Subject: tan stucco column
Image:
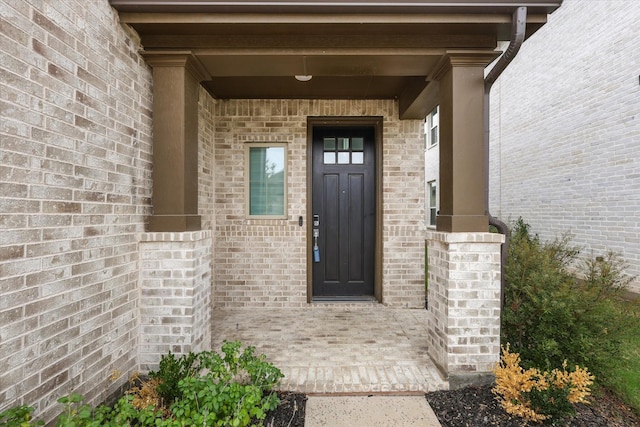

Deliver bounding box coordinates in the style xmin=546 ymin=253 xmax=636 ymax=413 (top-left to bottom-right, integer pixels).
xmin=144 ymin=53 xmax=210 ymax=232
xmin=433 ymin=52 xmax=499 ymax=232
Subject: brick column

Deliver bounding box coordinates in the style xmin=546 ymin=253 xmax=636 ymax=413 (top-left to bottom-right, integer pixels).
xmin=425 ymin=231 xmax=504 ymax=389
xmin=139 ymin=231 xmax=212 ymax=371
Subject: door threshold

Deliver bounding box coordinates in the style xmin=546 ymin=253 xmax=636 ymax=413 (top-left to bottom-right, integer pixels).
xmin=311 ymin=296 xmax=378 ymax=303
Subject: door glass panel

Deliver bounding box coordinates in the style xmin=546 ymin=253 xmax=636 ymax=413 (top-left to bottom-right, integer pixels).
xmin=324 ymin=152 xmax=336 ymax=164
xmin=324 ymin=138 xmax=336 ymax=151
xmin=322 ymin=135 xmax=366 ymax=165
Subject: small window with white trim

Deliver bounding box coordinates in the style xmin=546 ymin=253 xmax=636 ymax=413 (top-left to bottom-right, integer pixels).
xmin=428 ymin=180 xmax=437 ymax=227
xmin=245 ymin=143 xmax=287 ymax=218
xmin=425 ymin=106 xmax=439 ymax=148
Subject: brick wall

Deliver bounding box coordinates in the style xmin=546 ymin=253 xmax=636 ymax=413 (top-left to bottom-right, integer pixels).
xmin=426 ymin=231 xmax=503 ymax=386
xmin=213 ymin=99 xmax=426 ymax=308
xmin=139 ymin=231 xmax=212 ymax=372
xmin=489 ymin=0 xmax=640 ymax=292
xmin=0 ymin=0 xmax=152 ymax=420
xmin=198 ymin=87 xmax=216 ymax=232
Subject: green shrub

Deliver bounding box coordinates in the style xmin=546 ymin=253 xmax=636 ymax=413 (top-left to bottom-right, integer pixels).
xmin=149 ymin=350 xmax=198 ymax=404
xmin=493 ymin=345 xmax=593 ymax=425
xmin=0 ymin=404 xmax=43 ymax=427
xmin=525 ymin=385 xmax=574 ymax=426
xmin=502 ymin=218 xmax=639 ymax=385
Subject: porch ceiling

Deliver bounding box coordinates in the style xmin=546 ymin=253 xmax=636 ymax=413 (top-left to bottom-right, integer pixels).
xmin=110 ymin=0 xmax=562 ymax=119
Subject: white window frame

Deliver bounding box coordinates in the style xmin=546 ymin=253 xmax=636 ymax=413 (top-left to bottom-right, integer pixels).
xmin=428 ymin=180 xmax=437 ymax=227
xmin=244 ymin=142 xmax=288 ymax=219
xmin=425 ymin=106 xmax=439 ymax=149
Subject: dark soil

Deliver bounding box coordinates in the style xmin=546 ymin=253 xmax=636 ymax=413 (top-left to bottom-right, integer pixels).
xmin=264 ymin=391 xmax=307 ymax=427
xmin=425 ymin=385 xmax=640 ymax=427
xmin=265 ymin=386 xmax=640 ymax=426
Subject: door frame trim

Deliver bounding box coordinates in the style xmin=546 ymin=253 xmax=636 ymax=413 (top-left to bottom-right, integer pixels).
xmin=306 ymin=116 xmax=383 ymax=303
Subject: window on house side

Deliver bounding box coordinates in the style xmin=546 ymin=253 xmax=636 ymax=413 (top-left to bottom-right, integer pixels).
xmin=425 ymin=106 xmax=439 ymax=148
xmin=245 ymin=143 xmax=287 ymax=218
xmin=428 ymin=180 xmax=437 ymax=227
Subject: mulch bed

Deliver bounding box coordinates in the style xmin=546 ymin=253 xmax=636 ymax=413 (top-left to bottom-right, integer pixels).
xmin=265 ymin=386 xmax=640 ymax=426
xmin=425 ymin=385 xmax=640 ymax=427
xmin=264 ymin=391 xmax=307 ymax=427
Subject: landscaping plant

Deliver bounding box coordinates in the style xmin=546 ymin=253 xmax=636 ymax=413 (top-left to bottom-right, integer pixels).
xmin=1 ymin=341 xmax=283 ymax=427
xmin=0 ymin=405 xmax=43 ymax=427
xmin=493 ymin=345 xmax=593 ymax=425
xmin=168 ymin=341 xmax=283 ymax=426
xmin=502 ymin=218 xmax=638 ymax=383
xmin=498 ymin=218 xmax=640 ymax=423
xmin=149 ymin=351 xmax=199 ymax=404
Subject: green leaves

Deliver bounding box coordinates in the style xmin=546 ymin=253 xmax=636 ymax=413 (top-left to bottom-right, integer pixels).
xmin=502 ymin=217 xmax=639 ymax=384
xmin=5 ymin=341 xmax=283 ymax=427
xmin=149 ymin=351 xmax=199 ymax=404
xmin=524 ymin=384 xmax=575 ymax=425
xmin=167 ymin=342 xmax=284 ymax=427
xmin=0 ymin=405 xmax=43 ymax=427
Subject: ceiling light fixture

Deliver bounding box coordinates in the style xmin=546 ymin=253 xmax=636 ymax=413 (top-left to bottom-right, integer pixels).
xmin=295 ymin=56 xmax=312 ymax=82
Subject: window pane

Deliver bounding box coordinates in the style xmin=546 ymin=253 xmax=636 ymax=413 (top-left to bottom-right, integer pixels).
xmin=337 ymin=152 xmax=350 ymax=164
xmin=428 ymin=181 xmax=437 ymax=225
xmin=429 ymin=107 xmax=439 ymax=146
xmin=337 ymin=137 xmax=349 ymax=151
xmin=430 ymin=127 xmax=438 ymax=146
xmin=352 ymin=137 xmax=364 ymax=151
xmin=249 ymin=146 xmax=285 ymax=216
xmin=324 ymin=152 xmax=336 ymax=164
xmin=324 ymin=138 xmax=336 ymax=151
xmin=429 ymin=182 xmax=437 ymax=206
xmin=352 ymin=152 xmax=364 ymax=164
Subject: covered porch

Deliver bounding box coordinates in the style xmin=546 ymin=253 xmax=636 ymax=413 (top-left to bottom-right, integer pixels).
xmin=109 ymin=0 xmax=562 ymax=387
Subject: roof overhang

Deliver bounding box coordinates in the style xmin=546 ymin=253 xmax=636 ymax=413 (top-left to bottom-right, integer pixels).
xmin=110 ymin=0 xmax=562 ymax=14
xmin=109 ymin=0 xmax=562 ymax=118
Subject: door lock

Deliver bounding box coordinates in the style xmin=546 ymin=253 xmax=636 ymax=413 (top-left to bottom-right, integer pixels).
xmin=312 ymin=228 xmax=320 ymax=262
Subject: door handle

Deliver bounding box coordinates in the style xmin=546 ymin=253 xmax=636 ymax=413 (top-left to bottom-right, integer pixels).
xmin=313 ymin=228 xmax=320 ymax=262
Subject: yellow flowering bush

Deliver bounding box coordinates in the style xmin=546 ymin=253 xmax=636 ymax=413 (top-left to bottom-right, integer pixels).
xmin=493 ymin=344 xmax=594 ymax=424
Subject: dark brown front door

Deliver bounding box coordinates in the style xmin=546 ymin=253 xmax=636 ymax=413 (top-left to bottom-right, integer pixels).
xmin=312 ymin=126 xmax=376 ymax=298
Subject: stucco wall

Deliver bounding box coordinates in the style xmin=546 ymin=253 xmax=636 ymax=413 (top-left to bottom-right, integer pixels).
xmin=489 ymin=0 xmax=640 ymax=292
xmin=0 ymin=0 xmax=152 ymax=419
xmin=212 ymin=99 xmax=426 ymax=308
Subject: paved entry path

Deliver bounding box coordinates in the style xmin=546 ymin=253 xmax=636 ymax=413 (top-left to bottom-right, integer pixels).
xmin=210 ymin=305 xmax=448 ymax=394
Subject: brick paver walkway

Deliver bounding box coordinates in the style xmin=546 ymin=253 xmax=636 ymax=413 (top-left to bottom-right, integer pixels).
xmin=211 ymin=305 xmax=448 ymax=394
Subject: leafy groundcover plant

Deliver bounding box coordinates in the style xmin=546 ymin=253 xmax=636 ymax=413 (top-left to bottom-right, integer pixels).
xmin=0 ymin=341 xmax=284 ymax=427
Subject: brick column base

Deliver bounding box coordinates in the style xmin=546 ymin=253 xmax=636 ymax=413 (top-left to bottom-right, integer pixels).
xmin=139 ymin=231 xmax=212 ymax=371
xmin=425 ymin=231 xmax=504 ymax=389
